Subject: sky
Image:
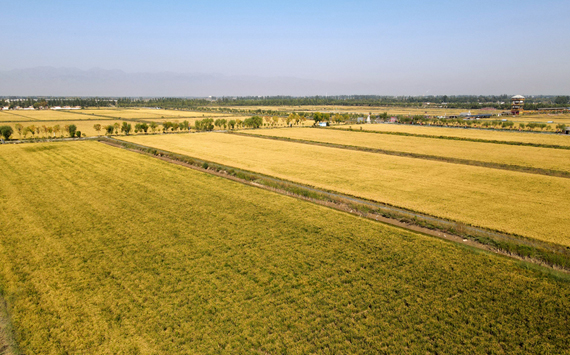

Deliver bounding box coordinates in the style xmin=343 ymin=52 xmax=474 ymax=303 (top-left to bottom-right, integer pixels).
xmin=1 ymin=0 xmax=569 ymax=95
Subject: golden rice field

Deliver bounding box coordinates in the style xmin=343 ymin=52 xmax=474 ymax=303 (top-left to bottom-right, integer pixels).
xmin=0 ymin=111 xmax=41 ymax=122
xmin=210 ymin=105 xmax=492 ymax=116
xmin=1 ymin=141 xmax=570 ymax=353
xmin=249 ymin=128 xmax=570 ymax=173
xmin=336 ymin=123 xmax=570 ymax=146
xmin=483 ymin=113 xmax=570 ymax=124
xmin=80 ymin=108 xmax=229 ymax=120
xmin=0 ymin=110 xmax=94 ymax=121
xmin=122 ymin=133 xmax=570 ymax=246
xmin=146 ymin=115 xmax=242 ymax=123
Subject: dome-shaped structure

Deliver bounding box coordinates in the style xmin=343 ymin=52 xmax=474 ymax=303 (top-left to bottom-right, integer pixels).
xmin=512 ymin=95 xmax=525 ymax=99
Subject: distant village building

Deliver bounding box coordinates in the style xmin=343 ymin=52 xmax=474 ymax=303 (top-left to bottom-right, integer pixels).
xmin=511 ymin=95 xmax=525 ymax=115
xmin=564 ymin=127 xmax=570 ymax=135
xmin=366 ymin=114 xmax=371 ymax=124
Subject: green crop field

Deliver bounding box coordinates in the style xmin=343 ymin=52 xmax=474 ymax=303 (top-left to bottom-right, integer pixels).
xmin=1 ymin=141 xmax=570 ymax=354
xmin=249 ymin=127 xmax=570 ymax=173
xmin=335 ymin=123 xmax=570 ymax=146
xmin=122 ymin=133 xmax=570 ymax=246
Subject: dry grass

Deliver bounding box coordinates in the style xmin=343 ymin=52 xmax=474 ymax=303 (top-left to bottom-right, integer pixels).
xmin=250 ymin=128 xmax=570 ymax=173
xmin=122 ymin=133 xmax=570 ymax=246
xmin=1 ymin=141 xmax=570 ymax=353
xmin=336 ymin=123 xmax=570 ymax=146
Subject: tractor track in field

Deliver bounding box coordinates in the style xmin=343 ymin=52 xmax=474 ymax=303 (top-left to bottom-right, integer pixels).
xmin=100 ymin=137 xmax=570 ymax=275
xmin=0 ymin=296 xmax=17 ymax=355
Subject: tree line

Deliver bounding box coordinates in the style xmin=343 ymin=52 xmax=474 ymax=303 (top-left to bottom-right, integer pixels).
xmin=115 ymin=95 xmax=570 ymax=110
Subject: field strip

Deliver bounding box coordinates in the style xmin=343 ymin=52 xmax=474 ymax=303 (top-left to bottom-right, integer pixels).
xmin=106 ymin=137 xmax=570 ymax=270
xmin=57 ymin=110 xmax=122 ymax=120
xmin=119 ymin=133 xmax=570 ymax=247
xmin=329 ymin=126 xmax=570 ymax=149
xmin=0 ymin=111 xmax=39 ymax=121
xmin=234 ymin=131 xmax=570 ymax=178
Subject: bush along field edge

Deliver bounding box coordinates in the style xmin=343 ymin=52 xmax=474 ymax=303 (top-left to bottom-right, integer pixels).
xmin=101 ymin=136 xmax=570 ymax=274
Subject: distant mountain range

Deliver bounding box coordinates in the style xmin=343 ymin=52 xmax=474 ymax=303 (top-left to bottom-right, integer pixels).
xmin=0 ymin=67 xmax=349 ymax=97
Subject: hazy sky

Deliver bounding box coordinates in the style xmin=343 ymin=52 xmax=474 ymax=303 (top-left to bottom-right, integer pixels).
xmin=1 ymin=0 xmax=569 ymax=95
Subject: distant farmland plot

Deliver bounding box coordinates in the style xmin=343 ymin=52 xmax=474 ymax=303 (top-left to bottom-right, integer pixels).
xmin=0 ymin=111 xmax=32 ymax=122
xmin=336 ymin=123 xmax=570 ymax=146
xmin=1 ymin=141 xmax=570 ymax=353
xmin=0 ymin=110 xmax=92 ymax=121
xmin=80 ymin=108 xmax=227 ymax=120
xmin=249 ymin=127 xmax=570 ymax=173
xmin=122 ymin=133 xmax=570 ymax=246
xmin=210 ymin=105 xmax=493 ymax=116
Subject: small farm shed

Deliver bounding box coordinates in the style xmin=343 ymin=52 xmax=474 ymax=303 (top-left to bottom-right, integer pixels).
xmin=318 ymin=122 xmax=329 ymax=127
xmin=563 ymin=127 xmax=570 ymax=135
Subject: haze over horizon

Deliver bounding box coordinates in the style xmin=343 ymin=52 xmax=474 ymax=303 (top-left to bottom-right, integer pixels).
xmin=1 ymin=0 xmax=569 ymax=96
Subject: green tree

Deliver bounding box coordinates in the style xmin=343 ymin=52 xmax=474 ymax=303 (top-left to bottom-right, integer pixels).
xmin=162 ymin=122 xmax=173 ymax=132
xmin=93 ymin=124 xmax=102 ymax=135
xmin=106 ymin=125 xmax=115 ymax=135
xmin=121 ymin=122 xmax=132 ymax=135
xmin=68 ymin=124 xmax=77 ymax=137
xmin=0 ymin=125 xmax=13 ymax=140
xmin=554 ymin=96 xmax=569 ymax=105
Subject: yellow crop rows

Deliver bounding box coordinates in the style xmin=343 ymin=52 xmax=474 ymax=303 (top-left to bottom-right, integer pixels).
xmin=1 ymin=141 xmax=569 ymax=353
xmin=335 ymin=123 xmax=570 ymax=146
xmin=122 ymin=133 xmax=570 ymax=246
xmin=249 ymin=128 xmax=570 ymax=173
